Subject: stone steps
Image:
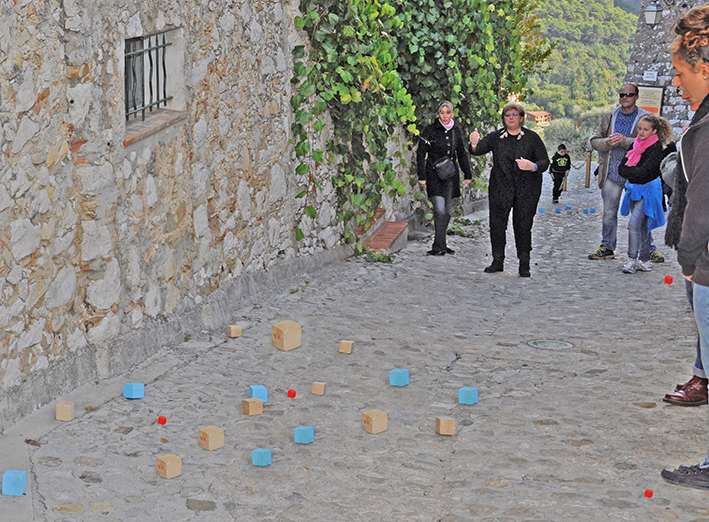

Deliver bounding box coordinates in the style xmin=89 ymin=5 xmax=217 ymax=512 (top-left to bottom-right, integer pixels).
xmin=365 ymin=221 xmax=409 ymax=254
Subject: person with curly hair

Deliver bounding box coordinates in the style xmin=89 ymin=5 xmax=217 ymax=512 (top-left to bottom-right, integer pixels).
xmin=661 ymin=5 xmax=709 ymax=490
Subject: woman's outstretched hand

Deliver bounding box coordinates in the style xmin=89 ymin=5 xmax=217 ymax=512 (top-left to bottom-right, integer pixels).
xmin=469 ymin=128 xmax=479 ymax=149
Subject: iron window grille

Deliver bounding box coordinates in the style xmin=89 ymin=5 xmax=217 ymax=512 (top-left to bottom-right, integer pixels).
xmin=125 ymin=31 xmax=174 ymax=121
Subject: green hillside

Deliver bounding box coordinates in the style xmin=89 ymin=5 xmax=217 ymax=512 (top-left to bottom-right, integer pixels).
xmin=615 ymin=0 xmax=642 ymax=15
xmin=526 ymin=0 xmax=638 ymax=118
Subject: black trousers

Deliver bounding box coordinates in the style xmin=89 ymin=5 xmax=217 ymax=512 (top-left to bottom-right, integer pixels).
xmin=431 ymin=180 xmax=454 ymax=252
xmin=552 ymin=171 xmax=565 ymax=200
xmin=489 ymin=187 xmax=540 ymax=263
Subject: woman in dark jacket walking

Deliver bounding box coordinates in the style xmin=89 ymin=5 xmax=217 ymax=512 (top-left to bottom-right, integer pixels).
xmin=469 ymin=102 xmax=550 ymax=277
xmin=417 ymin=101 xmax=473 ymax=256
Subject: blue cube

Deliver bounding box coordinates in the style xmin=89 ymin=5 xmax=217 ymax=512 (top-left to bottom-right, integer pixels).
xmin=538 ymin=207 xmax=544 ymax=213
xmin=252 ymin=448 xmax=272 ymax=466
xmin=565 ymin=205 xmax=572 ymax=210
xmin=249 ymin=385 xmax=268 ymax=404
xmin=123 ymin=383 xmax=145 ymax=399
xmin=590 ymin=208 xmax=596 ymax=213
xmin=390 ymin=369 xmax=410 ymax=387
xmin=555 ymin=208 xmax=561 ymax=213
xmin=2 ymin=470 xmax=27 ymax=496
xmin=583 ymin=209 xmax=589 ymax=214
xmin=459 ymin=387 xmax=479 ymax=405
xmin=294 ymin=426 xmax=315 ymax=444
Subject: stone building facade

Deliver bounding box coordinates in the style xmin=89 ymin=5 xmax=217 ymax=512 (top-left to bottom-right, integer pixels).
xmin=0 ymin=0 xmax=423 ymax=431
xmin=626 ymin=0 xmax=704 ymax=132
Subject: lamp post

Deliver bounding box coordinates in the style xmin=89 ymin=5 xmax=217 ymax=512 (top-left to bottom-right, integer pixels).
xmin=644 ymin=0 xmax=663 ymax=28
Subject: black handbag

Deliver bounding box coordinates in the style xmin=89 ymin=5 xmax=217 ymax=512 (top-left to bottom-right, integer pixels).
xmin=433 ymin=157 xmax=457 ymax=180
xmin=433 ymin=128 xmax=458 ymax=180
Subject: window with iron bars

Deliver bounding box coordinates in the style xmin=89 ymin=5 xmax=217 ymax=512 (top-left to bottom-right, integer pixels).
xmin=124 ymin=30 xmax=174 ymax=121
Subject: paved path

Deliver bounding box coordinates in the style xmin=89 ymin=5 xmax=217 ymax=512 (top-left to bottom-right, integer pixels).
xmin=3 ymin=168 xmax=709 ymax=522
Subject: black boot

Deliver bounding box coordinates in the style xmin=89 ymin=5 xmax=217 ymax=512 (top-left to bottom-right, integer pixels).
xmin=484 ymin=256 xmax=504 ymax=273
xmin=518 ymin=255 xmax=530 ymax=278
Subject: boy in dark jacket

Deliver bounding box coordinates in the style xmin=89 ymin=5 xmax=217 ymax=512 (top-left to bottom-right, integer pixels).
xmin=549 ymin=144 xmax=571 ymax=204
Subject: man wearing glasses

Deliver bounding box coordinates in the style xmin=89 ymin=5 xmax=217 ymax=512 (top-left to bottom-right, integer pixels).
xmin=588 ymin=84 xmax=663 ymax=262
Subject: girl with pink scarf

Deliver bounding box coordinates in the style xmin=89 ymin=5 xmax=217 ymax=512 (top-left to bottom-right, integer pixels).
xmin=618 ymin=114 xmax=673 ymax=274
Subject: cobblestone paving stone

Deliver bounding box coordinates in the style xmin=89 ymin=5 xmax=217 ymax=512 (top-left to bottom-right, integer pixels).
xmin=5 ymin=170 xmax=709 ymax=521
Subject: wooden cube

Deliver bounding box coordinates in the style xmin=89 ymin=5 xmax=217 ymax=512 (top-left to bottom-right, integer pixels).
xmin=199 ymin=426 xmax=224 ymax=451
xmin=339 ymin=340 xmax=354 ymax=354
xmin=272 ymin=320 xmax=302 ymax=351
xmin=311 ymin=382 xmax=327 ymax=395
xmin=242 ymin=398 xmax=263 ymax=416
xmin=362 ymin=409 xmax=388 ymax=434
xmin=227 ymin=325 xmax=242 ymax=338
xmin=56 ymin=401 xmax=74 ymax=422
xmin=435 ymin=417 xmax=455 ymax=436
xmin=156 ymin=454 xmax=182 ymax=479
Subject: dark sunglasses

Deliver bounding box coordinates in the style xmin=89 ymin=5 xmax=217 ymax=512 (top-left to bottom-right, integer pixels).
xmin=618 ymin=92 xmax=637 ymax=98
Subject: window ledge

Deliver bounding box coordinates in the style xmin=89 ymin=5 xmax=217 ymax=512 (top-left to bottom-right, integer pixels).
xmin=123 ymin=109 xmax=188 ymax=147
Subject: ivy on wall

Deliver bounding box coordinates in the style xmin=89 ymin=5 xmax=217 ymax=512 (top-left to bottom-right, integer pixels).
xmin=291 ymin=0 xmax=552 ymax=245
xmin=291 ymin=0 xmax=416 ymax=246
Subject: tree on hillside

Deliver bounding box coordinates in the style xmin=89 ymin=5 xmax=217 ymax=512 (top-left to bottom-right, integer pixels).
xmin=615 ymin=0 xmax=641 ymax=15
xmin=526 ymin=0 xmax=637 ymax=118
xmin=390 ymin=0 xmax=554 ymax=131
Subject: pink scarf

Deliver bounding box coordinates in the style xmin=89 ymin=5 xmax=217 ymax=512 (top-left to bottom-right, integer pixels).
xmin=625 ymin=134 xmax=658 ymax=166
xmin=439 ymin=118 xmax=455 ymax=130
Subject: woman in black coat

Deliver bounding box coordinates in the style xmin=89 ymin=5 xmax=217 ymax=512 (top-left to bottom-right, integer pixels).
xmin=469 ymin=102 xmax=550 ymax=277
xmin=417 ymin=101 xmax=473 ymax=256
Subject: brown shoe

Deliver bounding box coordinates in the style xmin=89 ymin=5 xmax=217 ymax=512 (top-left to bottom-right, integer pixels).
xmin=676 ymin=375 xmax=704 ymax=392
xmin=664 ymin=377 xmax=709 ymax=406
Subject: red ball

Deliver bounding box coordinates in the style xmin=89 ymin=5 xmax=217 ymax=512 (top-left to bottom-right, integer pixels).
xmin=158 ymin=416 xmax=167 ymax=425
xmin=287 ymin=389 xmax=296 ymax=398
xmin=664 ymin=275 xmax=673 ymax=285
xmin=644 ymin=488 xmax=653 ymax=498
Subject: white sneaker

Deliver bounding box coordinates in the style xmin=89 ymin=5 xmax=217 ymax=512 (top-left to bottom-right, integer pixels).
xmin=622 ymin=260 xmax=637 ymax=274
xmin=636 ymin=259 xmax=653 ymax=272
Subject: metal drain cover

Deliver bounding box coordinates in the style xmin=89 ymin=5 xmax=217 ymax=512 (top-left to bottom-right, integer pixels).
xmin=527 ymin=339 xmax=573 ymax=350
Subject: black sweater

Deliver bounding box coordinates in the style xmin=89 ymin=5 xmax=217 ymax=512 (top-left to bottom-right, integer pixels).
xmin=417 ymin=120 xmax=472 ymax=199
xmin=469 ymin=127 xmax=549 ymax=208
xmin=617 ymin=140 xmax=664 ymax=185
xmin=550 ymin=152 xmax=572 ymax=174
xmin=677 ymin=106 xmax=709 ymax=285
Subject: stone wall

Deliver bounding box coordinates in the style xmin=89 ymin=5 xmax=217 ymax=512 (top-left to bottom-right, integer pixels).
xmin=0 ymin=0 xmax=419 ymax=431
xmin=626 ymin=0 xmax=704 ymax=133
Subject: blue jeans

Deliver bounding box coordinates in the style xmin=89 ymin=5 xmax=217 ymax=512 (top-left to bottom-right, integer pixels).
xmin=686 ymin=279 xmax=705 ymax=378
xmin=627 ymin=198 xmax=651 ymax=262
xmin=691 ymin=282 xmax=709 ymax=467
xmin=602 ymin=178 xmax=655 ymax=252
xmin=601 ymin=179 xmax=624 ymax=251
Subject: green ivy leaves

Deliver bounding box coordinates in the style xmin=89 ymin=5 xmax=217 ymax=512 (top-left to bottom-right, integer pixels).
xmin=291 ymin=0 xmax=417 ymax=244
xmin=291 ymin=0 xmax=551 ymax=244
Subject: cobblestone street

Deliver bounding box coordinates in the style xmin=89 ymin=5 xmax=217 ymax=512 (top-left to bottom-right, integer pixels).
xmin=3 ymin=168 xmax=709 ymax=522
